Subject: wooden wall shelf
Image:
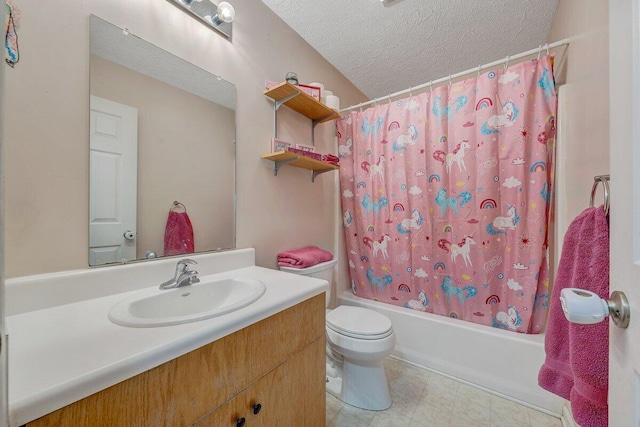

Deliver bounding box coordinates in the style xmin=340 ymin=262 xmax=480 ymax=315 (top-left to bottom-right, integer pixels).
xmin=261 ymin=151 xmax=339 ymax=182
xmin=264 ymin=82 xmax=340 ymax=123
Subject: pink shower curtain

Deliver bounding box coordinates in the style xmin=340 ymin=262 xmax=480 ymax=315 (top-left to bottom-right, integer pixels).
xmin=337 ymin=56 xmax=557 ymax=333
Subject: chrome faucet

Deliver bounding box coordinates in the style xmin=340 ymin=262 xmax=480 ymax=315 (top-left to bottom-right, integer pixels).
xmin=160 ymin=259 xmax=200 ymax=290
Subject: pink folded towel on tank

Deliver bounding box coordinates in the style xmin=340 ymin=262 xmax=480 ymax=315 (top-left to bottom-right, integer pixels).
xmin=277 ymin=246 xmax=333 ymax=269
xmin=538 ymin=206 xmax=609 ymax=427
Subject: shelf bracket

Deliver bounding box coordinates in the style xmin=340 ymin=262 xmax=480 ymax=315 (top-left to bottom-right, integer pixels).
xmin=273 ymin=156 xmax=300 ymax=176
xmin=274 ymin=92 xmax=300 ymax=111
xmin=311 ymin=169 xmax=333 ymax=182
xmin=312 ymin=113 xmax=338 ymax=128
xmin=311 ymin=113 xmax=337 ymax=146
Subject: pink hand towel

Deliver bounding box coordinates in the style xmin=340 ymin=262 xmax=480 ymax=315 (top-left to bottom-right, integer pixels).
xmin=164 ymin=211 xmax=195 ymax=256
xmin=277 ymin=246 xmax=333 ymax=269
xmin=538 ymin=207 xmax=609 ymax=427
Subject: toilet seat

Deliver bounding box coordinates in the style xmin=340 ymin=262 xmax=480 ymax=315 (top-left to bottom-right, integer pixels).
xmin=326 ymin=306 xmax=393 ymax=340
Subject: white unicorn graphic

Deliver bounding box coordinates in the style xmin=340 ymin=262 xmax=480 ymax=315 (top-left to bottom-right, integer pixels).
xmin=486 ymin=205 xmax=520 ymax=235
xmin=338 ymin=136 xmax=353 ymax=157
xmin=487 ymin=101 xmax=517 ymax=127
xmin=363 ymin=234 xmax=392 ymax=259
xmin=433 ymin=140 xmax=471 ymax=173
xmin=392 ymin=125 xmax=418 ymax=151
xmin=397 ymin=210 xmax=423 ymax=234
xmin=494 ymin=306 xmax=523 ymax=330
xmin=404 ymin=290 xmax=429 ymax=312
xmin=343 ymin=210 xmax=353 ymax=227
xmin=361 ymin=155 xmax=386 ymax=181
xmin=438 ymin=235 xmax=477 ymax=267
xmin=481 ymin=99 xmax=519 ymax=135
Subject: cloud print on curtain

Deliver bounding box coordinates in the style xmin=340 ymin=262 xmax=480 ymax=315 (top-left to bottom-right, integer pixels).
xmin=337 ymin=56 xmax=557 ymax=334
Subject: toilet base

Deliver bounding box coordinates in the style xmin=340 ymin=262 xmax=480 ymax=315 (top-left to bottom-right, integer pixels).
xmin=325 ymin=357 xmax=392 ymax=411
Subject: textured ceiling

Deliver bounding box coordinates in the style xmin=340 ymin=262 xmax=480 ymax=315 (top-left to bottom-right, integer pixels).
xmin=261 ymin=0 xmax=559 ymax=100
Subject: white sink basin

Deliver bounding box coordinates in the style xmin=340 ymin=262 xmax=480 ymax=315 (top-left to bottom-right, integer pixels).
xmin=108 ymin=276 xmax=267 ymax=327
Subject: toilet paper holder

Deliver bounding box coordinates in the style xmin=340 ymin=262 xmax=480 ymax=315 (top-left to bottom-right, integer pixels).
xmin=560 ymin=288 xmax=630 ymax=328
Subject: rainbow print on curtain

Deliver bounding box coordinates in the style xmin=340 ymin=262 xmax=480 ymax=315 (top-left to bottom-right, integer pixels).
xmin=337 ymin=56 xmax=557 ymax=334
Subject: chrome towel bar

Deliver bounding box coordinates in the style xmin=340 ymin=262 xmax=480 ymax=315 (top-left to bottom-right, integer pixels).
xmin=589 ymin=174 xmax=610 ymax=217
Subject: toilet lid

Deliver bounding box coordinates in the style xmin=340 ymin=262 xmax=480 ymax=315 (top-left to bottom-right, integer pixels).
xmin=326 ymin=306 xmax=393 ymax=339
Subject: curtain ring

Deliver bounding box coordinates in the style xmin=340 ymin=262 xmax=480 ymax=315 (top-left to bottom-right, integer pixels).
xmin=428 ymin=80 xmax=433 ymax=93
xmin=359 ymin=102 xmax=363 ymax=113
xmin=388 ymin=94 xmax=392 ymax=104
xmin=408 ymin=86 xmax=413 ymax=98
xmin=477 ymin=64 xmax=482 ymax=78
xmin=448 ymin=74 xmax=452 ymax=86
xmin=545 ymin=43 xmax=550 ymax=55
xmin=537 ymin=45 xmax=542 ymax=60
xmin=504 ymin=55 xmax=510 ymax=70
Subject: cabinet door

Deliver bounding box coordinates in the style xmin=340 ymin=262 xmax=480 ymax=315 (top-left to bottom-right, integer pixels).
xmin=194 ymin=337 xmax=325 ymax=427
xmin=286 ymin=337 xmax=325 ymax=427
xmin=190 ymin=392 xmax=249 ymax=427
xmin=251 ymin=337 xmax=326 ymax=426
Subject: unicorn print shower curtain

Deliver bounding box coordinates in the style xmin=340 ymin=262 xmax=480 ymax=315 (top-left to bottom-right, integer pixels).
xmin=337 ymin=56 xmax=556 ymax=333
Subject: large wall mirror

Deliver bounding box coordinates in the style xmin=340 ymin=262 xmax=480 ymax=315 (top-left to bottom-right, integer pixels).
xmin=89 ymin=15 xmax=236 ymax=267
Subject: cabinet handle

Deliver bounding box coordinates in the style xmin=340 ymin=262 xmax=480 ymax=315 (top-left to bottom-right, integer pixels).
xmin=236 ymin=417 xmax=246 ymax=427
xmin=253 ymin=403 xmax=262 ymax=415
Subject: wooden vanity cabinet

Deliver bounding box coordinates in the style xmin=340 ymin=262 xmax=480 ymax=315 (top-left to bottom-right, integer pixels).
xmin=26 ymin=294 xmax=326 ymax=427
xmin=193 ymin=338 xmax=325 ymax=427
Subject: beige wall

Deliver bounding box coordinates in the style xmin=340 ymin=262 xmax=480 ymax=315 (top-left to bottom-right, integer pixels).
xmin=548 ymin=0 xmax=609 ymax=234
xmin=90 ymin=55 xmax=235 ymax=259
xmin=3 ymin=0 xmax=366 ymax=278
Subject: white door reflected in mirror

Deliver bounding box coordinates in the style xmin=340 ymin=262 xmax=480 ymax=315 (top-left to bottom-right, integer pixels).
xmin=89 ymin=96 xmax=138 ymax=266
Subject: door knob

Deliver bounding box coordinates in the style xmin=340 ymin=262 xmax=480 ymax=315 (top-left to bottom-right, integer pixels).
xmin=560 ymin=288 xmax=630 ymax=328
xmin=123 ymin=230 xmax=136 ymax=241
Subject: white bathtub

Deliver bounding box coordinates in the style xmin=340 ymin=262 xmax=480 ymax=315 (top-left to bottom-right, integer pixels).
xmin=338 ymin=292 xmax=565 ymax=415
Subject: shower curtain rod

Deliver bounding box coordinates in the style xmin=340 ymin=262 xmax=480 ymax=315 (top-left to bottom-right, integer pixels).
xmin=340 ymin=38 xmax=571 ymax=113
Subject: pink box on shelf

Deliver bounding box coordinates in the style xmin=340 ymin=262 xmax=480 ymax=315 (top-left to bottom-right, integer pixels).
xmin=272 ymin=138 xmax=293 ymax=152
xmin=265 ymin=80 xmax=280 ymax=90
xmin=287 ymin=147 xmax=322 ymax=161
xmin=295 ymin=143 xmax=316 ymax=153
xmin=298 ymin=84 xmax=322 ymax=102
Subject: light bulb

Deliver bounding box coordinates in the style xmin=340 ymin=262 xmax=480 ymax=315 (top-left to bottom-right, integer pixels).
xmin=216 ymin=2 xmax=235 ymax=23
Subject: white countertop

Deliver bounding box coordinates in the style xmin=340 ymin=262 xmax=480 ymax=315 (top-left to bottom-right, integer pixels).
xmin=7 ymin=259 xmax=327 ymax=426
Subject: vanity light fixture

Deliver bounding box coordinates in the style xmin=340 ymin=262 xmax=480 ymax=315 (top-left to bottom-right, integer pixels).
xmin=167 ymin=0 xmax=235 ymax=40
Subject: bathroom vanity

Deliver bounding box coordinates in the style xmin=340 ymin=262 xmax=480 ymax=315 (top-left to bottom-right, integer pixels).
xmin=6 ymin=249 xmax=327 ymax=426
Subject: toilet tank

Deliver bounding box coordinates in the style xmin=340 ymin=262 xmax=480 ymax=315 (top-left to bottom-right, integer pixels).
xmin=279 ymin=258 xmax=337 ymax=307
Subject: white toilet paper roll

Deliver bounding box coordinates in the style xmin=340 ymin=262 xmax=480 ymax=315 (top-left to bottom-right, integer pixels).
xmin=325 ymin=95 xmax=340 ymax=111
xmin=322 ymin=90 xmax=333 ymax=103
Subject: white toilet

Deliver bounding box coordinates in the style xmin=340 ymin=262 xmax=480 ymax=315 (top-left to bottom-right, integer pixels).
xmin=279 ymin=258 xmax=396 ymax=410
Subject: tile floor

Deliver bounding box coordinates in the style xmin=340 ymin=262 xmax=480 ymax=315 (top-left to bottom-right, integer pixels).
xmin=326 ymin=357 xmax=563 ymax=427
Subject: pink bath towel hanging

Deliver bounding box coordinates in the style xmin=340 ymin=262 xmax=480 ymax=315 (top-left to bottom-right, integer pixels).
xmin=538 ymin=206 xmax=609 ymax=427
xmin=164 ymin=202 xmax=195 ymax=256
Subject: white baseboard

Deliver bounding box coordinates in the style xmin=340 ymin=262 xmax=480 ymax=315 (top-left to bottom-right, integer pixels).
xmin=561 ymin=404 xmax=578 ymax=427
